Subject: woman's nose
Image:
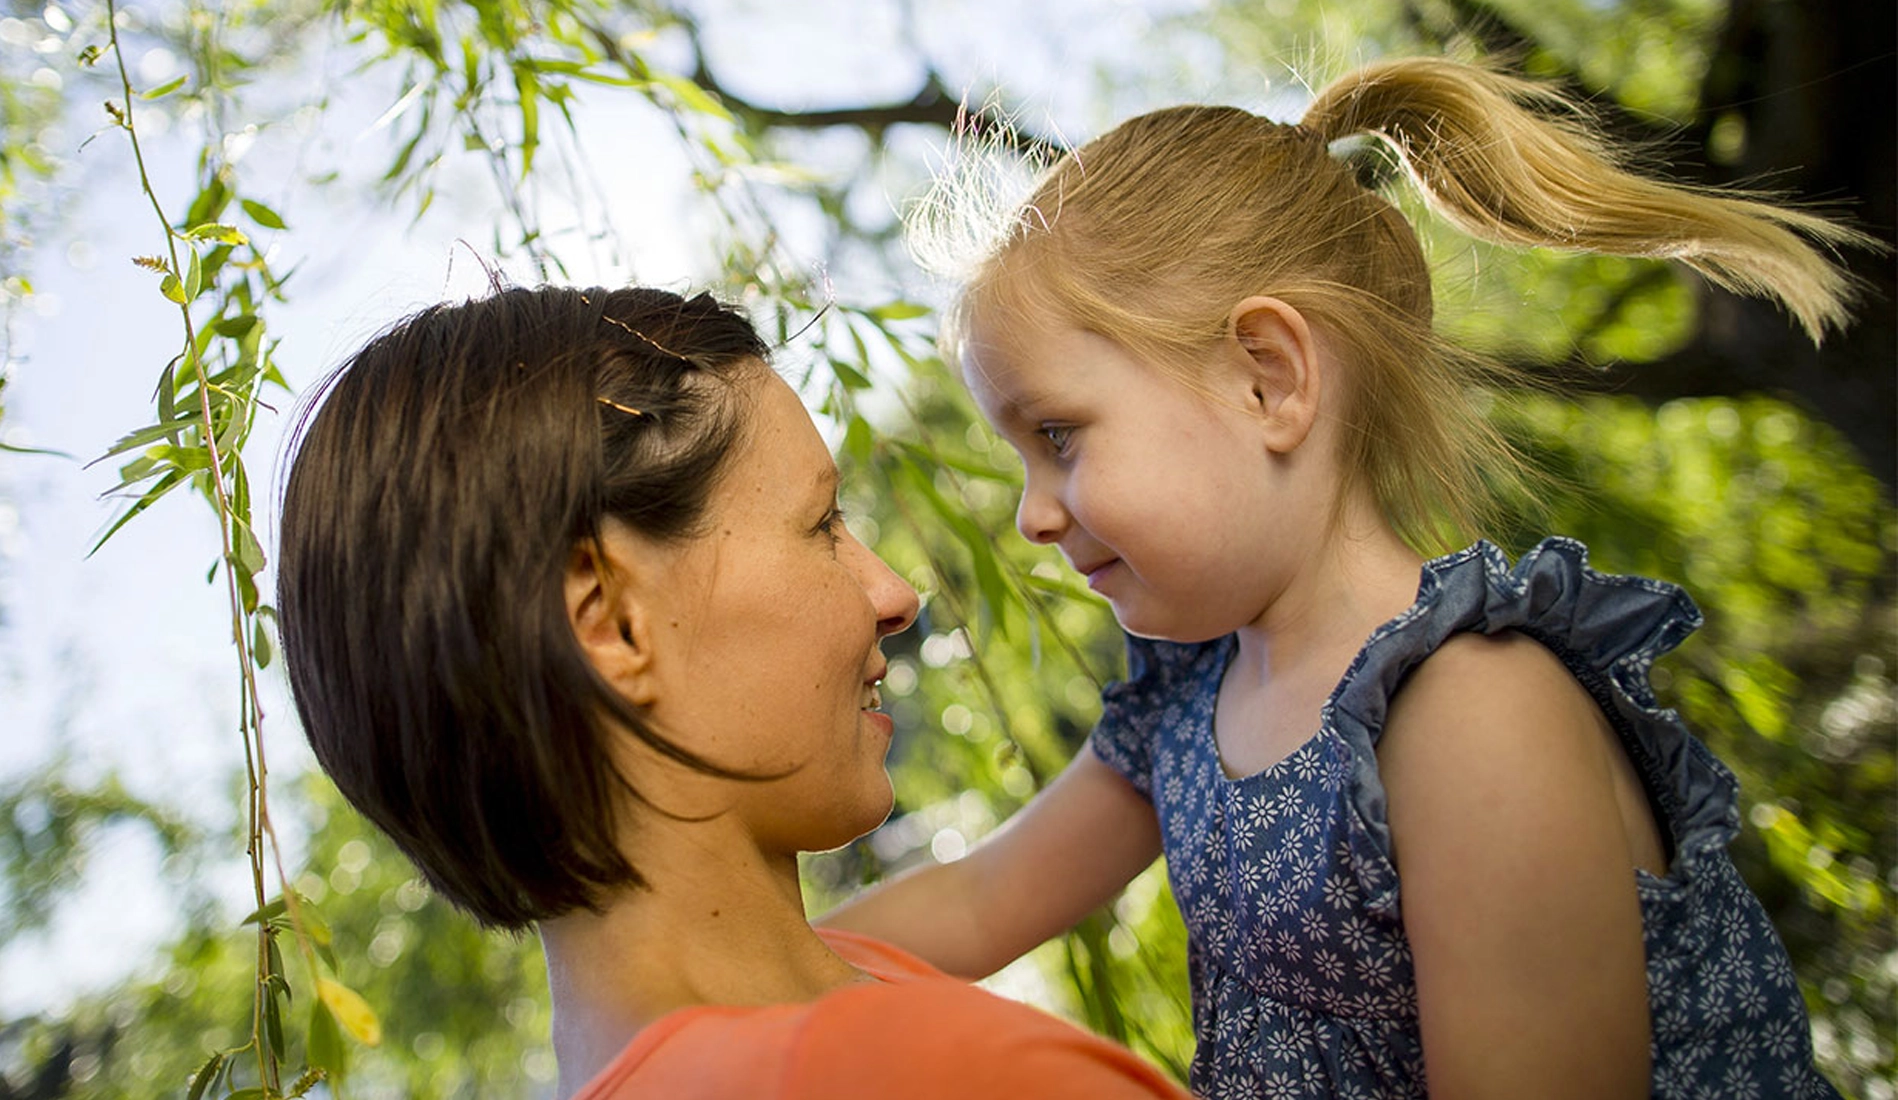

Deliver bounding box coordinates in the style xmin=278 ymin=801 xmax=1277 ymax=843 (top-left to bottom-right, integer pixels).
xmin=855 ymin=539 xmax=920 ymax=638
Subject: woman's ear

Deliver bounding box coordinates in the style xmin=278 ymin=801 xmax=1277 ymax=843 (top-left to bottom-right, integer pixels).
xmin=1227 ymin=296 xmax=1322 ymax=454
xmin=565 ymin=531 xmax=660 ymax=706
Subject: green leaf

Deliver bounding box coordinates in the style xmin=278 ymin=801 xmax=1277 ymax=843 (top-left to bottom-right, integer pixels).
xmin=308 ymin=998 xmax=347 ymax=1077
xmin=842 ymin=415 xmax=874 ymax=467
xmin=185 ymin=1051 xmax=224 ymax=1100
xmin=236 ymin=561 xmax=260 ymax=614
xmin=0 ymin=440 xmax=75 ymax=459
xmin=514 ymin=64 xmax=541 ymax=176
xmin=97 ymin=417 xmax=200 ymax=461
xmin=234 ymin=521 xmax=267 ymax=576
xmin=227 ymin=1089 xmax=268 ymax=1100
xmin=652 ymin=73 xmax=732 ymax=122
xmin=184 ymin=222 xmax=249 ymax=246
xmin=140 ymin=74 xmax=187 ymax=99
xmin=184 ymin=175 xmax=231 ymax=229
xmin=831 ymin=359 xmax=872 ymax=391
xmin=159 ymin=273 xmax=187 ymax=304
xmin=215 ymin=314 xmax=259 ymax=338
xmin=88 ymin=469 xmax=186 ymax=556
xmin=253 ymin=618 xmax=274 ymax=670
xmin=184 ymin=249 xmax=202 ymax=301
xmin=266 ymin=982 xmax=286 ymax=1060
xmin=240 ymin=198 xmax=287 ymax=230
xmin=868 ymin=301 xmax=931 ymax=322
xmin=241 ymin=896 xmax=289 ymax=927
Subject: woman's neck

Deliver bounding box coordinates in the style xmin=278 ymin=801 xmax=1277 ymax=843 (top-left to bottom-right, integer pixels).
xmin=539 ymin=825 xmax=863 ymax=1096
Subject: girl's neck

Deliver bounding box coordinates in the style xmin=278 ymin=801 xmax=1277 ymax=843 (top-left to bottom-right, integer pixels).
xmin=1231 ymin=510 xmax=1426 ymax=686
xmin=1213 ymin=511 xmax=1426 ymax=778
xmin=540 ymin=825 xmax=862 ymax=1096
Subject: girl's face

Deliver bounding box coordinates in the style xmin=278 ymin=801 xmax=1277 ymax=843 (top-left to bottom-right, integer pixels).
xmin=634 ymin=368 xmax=920 ymax=853
xmin=963 ymin=309 xmax=1313 ymax=643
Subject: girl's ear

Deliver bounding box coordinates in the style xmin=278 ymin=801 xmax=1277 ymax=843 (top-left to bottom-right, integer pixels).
xmin=1227 ymin=295 xmax=1322 ymax=454
xmin=565 ymin=530 xmax=660 ymax=707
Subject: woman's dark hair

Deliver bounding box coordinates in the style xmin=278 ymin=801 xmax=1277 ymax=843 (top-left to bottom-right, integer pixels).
xmin=277 ymin=285 xmax=768 ymax=928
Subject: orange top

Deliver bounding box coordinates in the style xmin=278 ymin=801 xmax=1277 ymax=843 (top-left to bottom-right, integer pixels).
xmin=571 ymin=928 xmax=1191 ymax=1099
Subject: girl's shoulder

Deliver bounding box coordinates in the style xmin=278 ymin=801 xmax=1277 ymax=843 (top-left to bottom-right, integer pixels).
xmin=1323 ymin=537 xmax=1739 ymax=883
xmin=1328 ymin=536 xmax=1702 ymax=742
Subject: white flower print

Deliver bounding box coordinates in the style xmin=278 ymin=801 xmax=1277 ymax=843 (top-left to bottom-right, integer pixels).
xmin=1288 ymin=854 xmax=1319 ymax=895
xmin=1322 ymin=873 xmax=1356 ymax=912
xmin=1266 ymin=1029 xmax=1303 ymax=1063
xmin=1299 ymin=906 xmax=1329 ymax=945
xmin=1721 ymin=1062 xmax=1762 ymax=1100
xmin=1357 ymin=950 xmax=1395 ymax=988
xmin=1735 ymin=980 xmax=1769 ymax=1019
xmin=1338 ymin=915 xmax=1374 ymax=955
xmin=1762 ymin=1017 xmax=1800 ymax=1060
xmin=1238 ymin=858 xmax=1266 ymax=899
xmin=1313 ymin=948 xmax=1347 ymax=985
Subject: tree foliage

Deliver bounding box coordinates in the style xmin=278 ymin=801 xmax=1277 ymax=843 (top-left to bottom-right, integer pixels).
xmin=0 ymin=0 xmax=1891 ymax=1097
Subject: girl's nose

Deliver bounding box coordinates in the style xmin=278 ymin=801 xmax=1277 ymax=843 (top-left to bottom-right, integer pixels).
xmin=1015 ymin=477 xmax=1067 ymax=545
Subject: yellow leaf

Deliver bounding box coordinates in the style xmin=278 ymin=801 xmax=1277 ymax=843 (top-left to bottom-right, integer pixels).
xmin=316 ymin=978 xmax=383 ymax=1046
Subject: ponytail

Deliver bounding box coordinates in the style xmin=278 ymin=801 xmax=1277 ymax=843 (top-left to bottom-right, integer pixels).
xmin=1302 ymin=57 xmax=1873 ymax=345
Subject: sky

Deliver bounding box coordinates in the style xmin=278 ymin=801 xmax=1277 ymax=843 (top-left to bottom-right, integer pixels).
xmin=0 ymin=0 xmax=1234 ymax=1019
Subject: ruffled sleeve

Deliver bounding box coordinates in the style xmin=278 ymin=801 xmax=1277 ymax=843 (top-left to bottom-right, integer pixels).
xmin=1089 ymin=633 xmax=1208 ymax=801
xmin=1326 ymin=537 xmax=1738 ymax=910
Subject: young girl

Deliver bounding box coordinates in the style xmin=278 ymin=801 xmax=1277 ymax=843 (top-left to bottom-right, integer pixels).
xmin=822 ymin=57 xmax=1866 ymax=1098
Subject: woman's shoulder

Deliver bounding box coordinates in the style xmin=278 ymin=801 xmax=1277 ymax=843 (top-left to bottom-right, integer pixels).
xmin=783 ymin=978 xmax=1190 ymax=1098
xmin=582 ymin=970 xmax=1187 ymax=1099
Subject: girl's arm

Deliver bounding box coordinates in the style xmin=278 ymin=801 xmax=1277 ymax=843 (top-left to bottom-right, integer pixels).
xmin=1378 ymin=631 xmax=1658 ymax=1099
xmin=818 ymin=744 xmax=1161 ymax=979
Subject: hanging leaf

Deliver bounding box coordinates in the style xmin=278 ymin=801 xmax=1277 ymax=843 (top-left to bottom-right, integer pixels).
xmin=184 ymin=1052 xmax=224 ymax=1100
xmin=868 ymin=301 xmax=931 ymax=322
xmin=308 ymin=999 xmax=347 ymax=1076
xmin=184 ymin=222 xmax=249 ymax=246
xmin=140 ymin=74 xmax=187 ymax=99
xmin=239 ymin=198 xmax=286 ymax=230
xmin=317 ymin=978 xmax=383 ymax=1046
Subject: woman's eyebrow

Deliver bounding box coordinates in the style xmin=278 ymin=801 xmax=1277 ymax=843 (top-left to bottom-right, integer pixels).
xmin=811 ymin=463 xmax=841 ymax=503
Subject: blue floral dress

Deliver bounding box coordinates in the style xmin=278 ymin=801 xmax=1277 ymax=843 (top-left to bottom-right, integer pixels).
xmin=1091 ymin=538 xmax=1839 ymax=1099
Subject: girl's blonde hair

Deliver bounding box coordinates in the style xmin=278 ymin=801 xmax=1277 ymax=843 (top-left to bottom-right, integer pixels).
xmin=910 ymin=57 xmax=1872 ymax=549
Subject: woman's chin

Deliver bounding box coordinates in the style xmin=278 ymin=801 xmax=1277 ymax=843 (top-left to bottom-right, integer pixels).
xmin=819 ymin=779 xmax=896 ymax=854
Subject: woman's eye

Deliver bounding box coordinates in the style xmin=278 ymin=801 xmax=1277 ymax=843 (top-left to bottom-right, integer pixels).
xmin=816 ymin=506 xmax=846 ymax=544
xmin=1038 ymin=424 xmax=1074 ymax=456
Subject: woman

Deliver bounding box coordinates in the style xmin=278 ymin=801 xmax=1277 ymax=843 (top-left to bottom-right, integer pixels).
xmin=276 ymin=285 xmax=1189 ymax=1098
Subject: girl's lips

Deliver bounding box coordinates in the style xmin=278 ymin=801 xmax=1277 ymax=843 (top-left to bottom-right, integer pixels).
xmin=1083 ymin=559 xmax=1120 ymax=591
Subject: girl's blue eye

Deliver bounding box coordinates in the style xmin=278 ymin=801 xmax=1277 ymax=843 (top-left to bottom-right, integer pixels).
xmin=1039 ymin=424 xmax=1074 ymax=455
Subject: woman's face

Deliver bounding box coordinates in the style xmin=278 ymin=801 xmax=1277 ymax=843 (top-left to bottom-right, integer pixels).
xmin=633 ymin=367 xmax=919 ymax=853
